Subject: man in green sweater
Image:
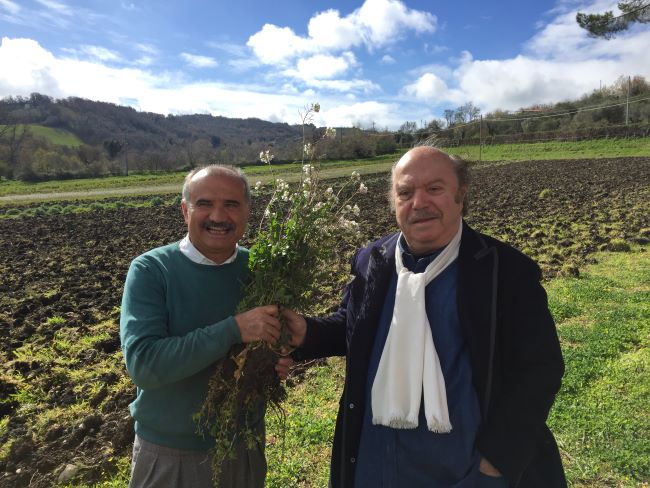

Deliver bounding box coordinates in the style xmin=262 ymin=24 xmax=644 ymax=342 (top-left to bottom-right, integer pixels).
xmin=120 ymin=165 xmax=284 ymax=487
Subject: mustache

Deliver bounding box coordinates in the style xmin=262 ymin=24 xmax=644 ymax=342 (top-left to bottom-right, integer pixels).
xmin=203 ymin=221 xmax=235 ymax=231
xmin=407 ymin=210 xmax=440 ymax=224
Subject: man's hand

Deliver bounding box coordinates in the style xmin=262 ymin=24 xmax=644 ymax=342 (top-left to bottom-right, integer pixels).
xmin=281 ymin=308 xmax=307 ymax=347
xmin=275 ymin=356 xmax=295 ymax=380
xmin=234 ymin=305 xmax=280 ymax=344
xmin=479 ymin=457 xmax=502 ymax=477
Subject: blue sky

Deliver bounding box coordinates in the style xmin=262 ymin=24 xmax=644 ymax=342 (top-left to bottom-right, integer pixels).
xmin=1 ymin=0 xmax=649 ymax=129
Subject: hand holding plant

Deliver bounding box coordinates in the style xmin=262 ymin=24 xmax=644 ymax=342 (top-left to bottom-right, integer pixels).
xmin=195 ymin=103 xmax=367 ymax=486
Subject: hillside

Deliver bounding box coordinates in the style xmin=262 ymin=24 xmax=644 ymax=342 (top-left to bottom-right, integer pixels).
xmin=0 ymin=93 xmax=303 ymax=161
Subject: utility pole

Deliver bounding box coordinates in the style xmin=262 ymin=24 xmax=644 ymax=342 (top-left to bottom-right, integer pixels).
xmin=625 ymin=75 xmax=630 ymax=126
xmin=123 ymin=134 xmax=129 ymax=176
xmin=479 ymin=115 xmax=483 ymax=163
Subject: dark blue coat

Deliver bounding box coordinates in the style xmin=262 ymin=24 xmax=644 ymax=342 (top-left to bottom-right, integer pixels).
xmin=295 ymin=222 xmax=566 ymax=488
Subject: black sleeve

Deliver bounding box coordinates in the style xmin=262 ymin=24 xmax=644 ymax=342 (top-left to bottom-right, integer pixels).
xmin=475 ymin=258 xmax=564 ymax=483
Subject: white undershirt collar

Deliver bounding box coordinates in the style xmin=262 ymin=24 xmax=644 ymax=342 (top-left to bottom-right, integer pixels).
xmin=179 ymin=234 xmax=239 ymax=266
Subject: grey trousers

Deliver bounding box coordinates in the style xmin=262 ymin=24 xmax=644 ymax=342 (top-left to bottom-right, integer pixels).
xmin=129 ymin=435 xmax=266 ymax=488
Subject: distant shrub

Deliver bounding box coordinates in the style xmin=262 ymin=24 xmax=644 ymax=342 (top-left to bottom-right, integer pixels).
xmin=150 ymin=196 xmax=164 ymax=206
xmin=89 ymin=202 xmax=105 ymax=211
xmin=172 ymin=195 xmax=182 ymax=206
xmin=5 ymin=208 xmax=20 ymax=216
xmin=115 ymin=200 xmax=128 ymax=208
xmin=61 ymin=206 xmax=75 ymax=214
xmin=33 ymin=206 xmax=47 ymax=217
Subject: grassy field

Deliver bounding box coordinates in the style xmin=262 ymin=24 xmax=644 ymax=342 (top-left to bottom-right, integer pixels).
xmin=1 ymin=136 xmax=648 ymax=201
xmin=446 ymin=136 xmax=650 ymax=162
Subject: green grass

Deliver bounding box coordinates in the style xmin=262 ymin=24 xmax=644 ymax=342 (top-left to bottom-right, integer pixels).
xmin=2 ymin=136 xmax=649 ymax=202
xmin=547 ymin=246 xmax=649 ymax=486
xmin=446 ymin=136 xmax=650 ymax=162
xmin=0 ymin=124 xmax=83 ymax=147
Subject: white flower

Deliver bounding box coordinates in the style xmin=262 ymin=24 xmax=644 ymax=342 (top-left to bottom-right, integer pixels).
xmin=325 ymin=127 xmax=337 ymax=139
xmin=254 ymin=181 xmax=262 ymax=190
xmin=304 ymin=143 xmax=312 ymax=156
xmin=303 ymin=177 xmax=311 ymax=187
xmin=264 ymin=208 xmax=271 ymax=218
xmin=352 ymin=204 xmax=360 ymax=216
xmin=325 ymin=187 xmax=333 ymax=195
xmin=303 ymin=164 xmax=314 ymax=174
xmin=358 ymin=183 xmax=368 ymax=194
xmin=351 ymin=171 xmax=360 ymax=181
xmin=260 ymin=150 xmax=274 ymax=165
xmin=313 ymin=202 xmax=324 ymax=212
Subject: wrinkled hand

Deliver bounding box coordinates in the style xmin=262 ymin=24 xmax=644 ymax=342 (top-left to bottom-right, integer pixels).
xmin=235 ymin=305 xmax=280 ymax=344
xmin=281 ymin=307 xmax=307 ymax=347
xmin=479 ymin=457 xmax=502 ymax=477
xmin=275 ymin=356 xmax=295 ymax=380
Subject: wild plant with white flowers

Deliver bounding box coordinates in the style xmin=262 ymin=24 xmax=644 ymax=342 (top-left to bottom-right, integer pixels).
xmin=196 ymin=104 xmax=367 ymax=486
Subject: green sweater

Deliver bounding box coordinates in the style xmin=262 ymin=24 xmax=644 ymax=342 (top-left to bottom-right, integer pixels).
xmin=120 ymin=242 xmax=249 ymax=450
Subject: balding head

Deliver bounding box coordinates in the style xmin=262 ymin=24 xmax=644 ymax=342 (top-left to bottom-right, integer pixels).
xmin=391 ymin=146 xmax=469 ymax=215
xmin=390 ymin=145 xmax=468 ymax=254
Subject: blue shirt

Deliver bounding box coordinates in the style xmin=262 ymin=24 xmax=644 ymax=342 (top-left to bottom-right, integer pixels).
xmin=354 ymin=239 xmax=482 ymax=487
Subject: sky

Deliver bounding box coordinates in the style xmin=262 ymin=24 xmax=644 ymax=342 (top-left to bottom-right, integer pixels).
xmin=0 ymin=0 xmax=649 ymax=129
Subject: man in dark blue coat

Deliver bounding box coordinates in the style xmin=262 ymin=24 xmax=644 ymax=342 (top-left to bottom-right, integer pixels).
xmin=284 ymin=146 xmax=566 ymax=488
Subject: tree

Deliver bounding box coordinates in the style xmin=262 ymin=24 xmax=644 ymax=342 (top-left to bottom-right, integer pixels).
xmin=576 ymin=1 xmax=650 ymax=39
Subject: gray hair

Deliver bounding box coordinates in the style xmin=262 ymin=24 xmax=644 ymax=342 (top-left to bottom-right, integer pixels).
xmin=181 ymin=164 xmax=251 ymax=204
xmin=389 ymin=143 xmax=471 ymax=216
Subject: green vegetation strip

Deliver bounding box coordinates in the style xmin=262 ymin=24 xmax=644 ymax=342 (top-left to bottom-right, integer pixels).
xmin=0 ymin=154 xmax=398 ymax=201
xmin=446 ymin=137 xmax=650 ymax=162
xmin=2 ymin=136 xmax=649 ymax=201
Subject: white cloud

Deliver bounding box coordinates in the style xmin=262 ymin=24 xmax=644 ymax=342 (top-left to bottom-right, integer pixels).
xmin=247 ymin=0 xmax=436 ymax=65
xmin=0 ymin=0 xmax=20 ymax=15
xmin=180 ymin=53 xmax=218 ymax=68
xmin=403 ymin=72 xmax=462 ymax=104
xmin=320 ymin=100 xmax=402 ymax=128
xmin=355 ymin=0 xmax=436 ymax=46
xmin=64 ymin=45 xmax=121 ymax=62
xmin=35 ymin=0 xmax=72 ymax=15
xmin=247 ymin=24 xmax=311 ymax=65
xmin=0 ymin=36 xmax=380 ymax=128
xmin=380 ymin=54 xmax=396 ymax=65
xmin=402 ymin=1 xmax=650 ymax=113
xmin=289 ymin=53 xmax=357 ymax=81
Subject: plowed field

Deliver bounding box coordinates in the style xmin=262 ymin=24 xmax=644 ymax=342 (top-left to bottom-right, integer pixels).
xmin=0 ymin=157 xmax=648 ymax=487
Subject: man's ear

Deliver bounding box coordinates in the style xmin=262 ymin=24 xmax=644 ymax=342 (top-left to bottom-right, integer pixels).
xmin=455 ymin=186 xmax=467 ymax=205
xmin=181 ymin=199 xmax=189 ymax=224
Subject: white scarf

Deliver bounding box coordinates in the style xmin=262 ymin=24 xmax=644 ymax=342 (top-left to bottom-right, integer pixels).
xmin=371 ymin=221 xmax=462 ymax=433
